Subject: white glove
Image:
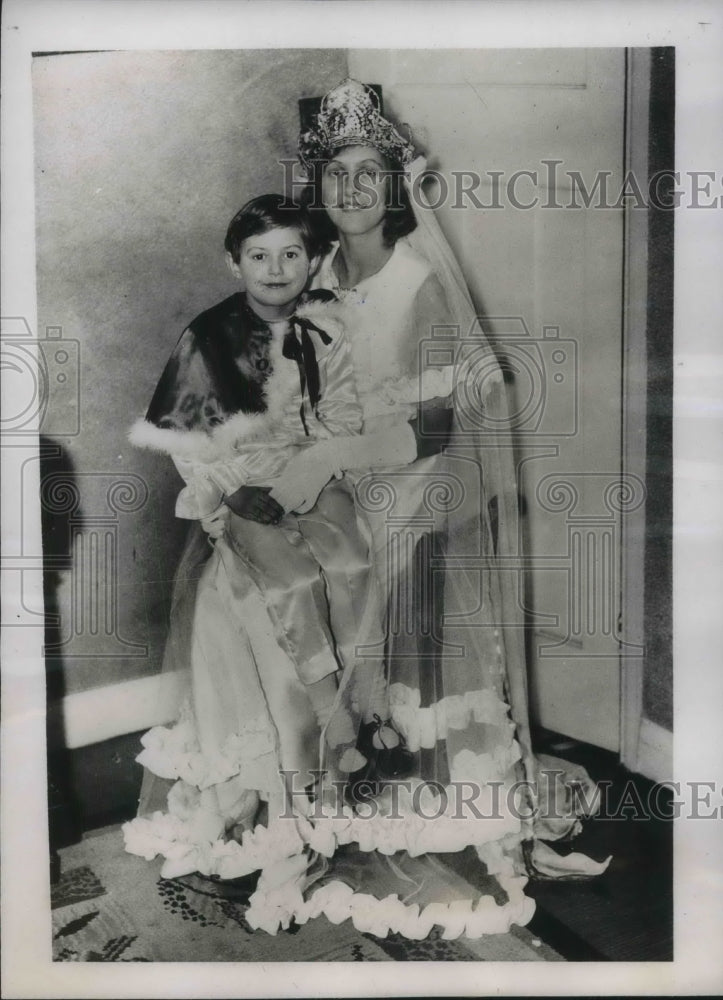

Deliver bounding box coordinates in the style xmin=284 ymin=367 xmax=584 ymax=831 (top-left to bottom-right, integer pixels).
xmin=269 ymin=448 xmax=341 ymax=514
xmin=200 ymin=505 xmax=230 ymax=539
xmin=269 ymin=423 xmax=417 ymax=515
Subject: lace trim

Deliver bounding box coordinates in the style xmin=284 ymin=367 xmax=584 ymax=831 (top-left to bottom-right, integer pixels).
xmin=135 ymin=700 xmax=277 ymax=791
xmin=389 ymin=684 xmax=514 ymax=752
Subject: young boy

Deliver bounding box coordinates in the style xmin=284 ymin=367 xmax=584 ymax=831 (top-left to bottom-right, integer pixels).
xmin=130 ymin=194 xmax=391 ymax=755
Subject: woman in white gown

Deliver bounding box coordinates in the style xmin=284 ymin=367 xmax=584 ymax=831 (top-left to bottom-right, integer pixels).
xmin=124 ymin=79 xmax=608 ymax=941
xmin=293 ymin=80 xmax=608 ymax=871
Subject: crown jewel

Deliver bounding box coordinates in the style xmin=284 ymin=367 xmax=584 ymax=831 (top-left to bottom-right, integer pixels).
xmin=298 ymin=78 xmax=416 ymax=169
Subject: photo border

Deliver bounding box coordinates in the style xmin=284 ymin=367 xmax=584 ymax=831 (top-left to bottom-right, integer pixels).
xmin=2 ymin=1 xmax=722 ymax=996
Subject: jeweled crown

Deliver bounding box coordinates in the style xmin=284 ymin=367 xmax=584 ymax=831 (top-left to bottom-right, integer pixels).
xmin=298 ymin=78 xmax=416 ymax=169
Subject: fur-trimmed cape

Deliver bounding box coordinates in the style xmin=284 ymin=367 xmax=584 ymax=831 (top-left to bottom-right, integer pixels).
xmin=129 ymin=289 xmax=347 ymax=463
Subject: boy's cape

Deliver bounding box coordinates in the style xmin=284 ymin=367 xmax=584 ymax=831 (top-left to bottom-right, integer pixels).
xmin=129 ymin=289 xmax=346 ymax=462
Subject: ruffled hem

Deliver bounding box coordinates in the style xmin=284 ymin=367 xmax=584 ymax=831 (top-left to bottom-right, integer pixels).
xmin=449 ymin=741 xmax=523 ymax=787
xmin=300 ymin=782 xmax=522 ymax=860
xmin=123 ymin=800 xmax=534 ymax=940
xmin=123 ymin=809 xmax=308 ymax=880
xmin=246 ymin=863 xmax=535 ymax=940
xmin=125 ymin=692 xmax=607 ymax=934
xmin=124 ymin=774 xmax=523 ymax=879
xmin=389 ymin=683 xmax=513 ymax=751
xmin=135 ymin=699 xmax=277 ymax=791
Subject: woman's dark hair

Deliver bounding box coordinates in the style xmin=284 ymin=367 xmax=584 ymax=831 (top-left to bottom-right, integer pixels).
xmin=224 ymin=194 xmax=325 ymax=264
xmin=300 ymin=153 xmax=417 ymax=250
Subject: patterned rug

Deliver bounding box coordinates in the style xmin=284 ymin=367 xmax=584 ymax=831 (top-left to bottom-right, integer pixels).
xmin=51 ymin=827 xmax=562 ymax=963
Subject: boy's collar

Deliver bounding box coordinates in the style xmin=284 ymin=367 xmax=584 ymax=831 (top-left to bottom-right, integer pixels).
xmin=238 ymin=289 xmax=331 ymax=328
xmin=238 ymin=290 xmax=301 ymax=329
xmin=237 ymin=291 xmax=275 ymax=330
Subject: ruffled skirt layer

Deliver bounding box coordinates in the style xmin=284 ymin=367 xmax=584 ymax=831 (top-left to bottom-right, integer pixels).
xmin=125 ymin=499 xmax=609 ymax=941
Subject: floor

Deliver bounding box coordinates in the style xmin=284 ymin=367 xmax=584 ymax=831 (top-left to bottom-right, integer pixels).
xmin=51 ymin=829 xmax=560 ymax=963
xmin=525 ymin=730 xmax=673 ymax=962
xmin=50 ymin=727 xmax=673 ymax=962
xmin=442 ymin=729 xmax=673 ymax=962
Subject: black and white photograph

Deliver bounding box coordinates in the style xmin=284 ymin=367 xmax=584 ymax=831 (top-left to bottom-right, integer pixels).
xmin=2 ymin=1 xmax=721 ymax=997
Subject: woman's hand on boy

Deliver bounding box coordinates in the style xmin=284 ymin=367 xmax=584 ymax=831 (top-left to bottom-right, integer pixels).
xmin=269 ymin=446 xmax=341 ymax=515
xmin=223 ymin=485 xmax=284 ymax=525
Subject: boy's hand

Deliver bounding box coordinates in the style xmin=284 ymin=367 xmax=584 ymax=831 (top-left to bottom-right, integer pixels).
xmin=224 ymin=485 xmax=284 ymax=524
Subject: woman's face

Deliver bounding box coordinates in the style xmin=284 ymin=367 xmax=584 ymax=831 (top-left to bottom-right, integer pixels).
xmin=321 ymin=145 xmax=389 ymax=238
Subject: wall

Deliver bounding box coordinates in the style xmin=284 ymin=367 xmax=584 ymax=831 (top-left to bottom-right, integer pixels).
xmin=34 ymin=49 xmax=347 ymax=699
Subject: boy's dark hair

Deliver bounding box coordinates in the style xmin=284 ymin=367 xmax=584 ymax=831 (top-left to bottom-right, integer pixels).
xmin=224 ymin=194 xmax=326 ymax=264
xmin=299 ymin=155 xmax=417 ymax=250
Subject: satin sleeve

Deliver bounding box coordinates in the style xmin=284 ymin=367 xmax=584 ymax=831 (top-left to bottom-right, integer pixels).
xmin=172 ymin=456 xmax=226 ymax=520
xmin=314 ymin=327 xmax=364 ymax=439
xmin=401 ymin=272 xmax=456 ymax=402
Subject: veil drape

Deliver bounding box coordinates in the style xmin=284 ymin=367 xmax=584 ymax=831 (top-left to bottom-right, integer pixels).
xmin=313 ymin=156 xmax=610 ymax=886
xmin=404 ymin=159 xmax=609 ymax=872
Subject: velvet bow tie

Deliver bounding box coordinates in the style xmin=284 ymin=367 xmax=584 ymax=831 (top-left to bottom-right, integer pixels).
xmin=282 ymin=318 xmax=332 ymax=427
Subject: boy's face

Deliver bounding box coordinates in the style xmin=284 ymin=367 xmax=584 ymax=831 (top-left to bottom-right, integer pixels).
xmin=228 ymin=226 xmax=313 ymax=321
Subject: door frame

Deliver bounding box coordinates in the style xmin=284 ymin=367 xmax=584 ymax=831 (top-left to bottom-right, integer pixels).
xmin=619 ymin=47 xmax=651 ymax=772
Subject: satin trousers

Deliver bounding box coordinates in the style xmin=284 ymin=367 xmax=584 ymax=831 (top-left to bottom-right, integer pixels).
xmin=225 ymin=479 xmax=384 ymax=687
